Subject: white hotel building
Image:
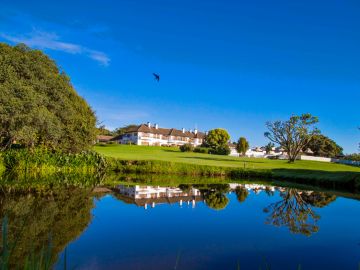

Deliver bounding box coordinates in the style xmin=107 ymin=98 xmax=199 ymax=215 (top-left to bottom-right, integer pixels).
xmin=114 ymin=122 xmax=206 ymax=146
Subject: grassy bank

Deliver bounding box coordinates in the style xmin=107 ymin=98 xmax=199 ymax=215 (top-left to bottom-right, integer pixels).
xmin=96 ymin=144 xmax=360 ymax=191
xmin=1 ymin=145 xmax=360 ymax=192
xmin=1 ymin=148 xmax=107 ymax=176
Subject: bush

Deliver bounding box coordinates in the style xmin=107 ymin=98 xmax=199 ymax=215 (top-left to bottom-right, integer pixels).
xmin=194 ymin=147 xmax=210 ymax=154
xmin=209 ymin=145 xmax=231 ymax=155
xmin=180 ymin=144 xmax=194 ymax=152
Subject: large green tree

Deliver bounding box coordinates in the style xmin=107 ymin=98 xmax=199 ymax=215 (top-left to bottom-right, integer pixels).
xmin=204 ymin=128 xmax=230 ymax=148
xmin=236 ymin=137 xmax=249 ymax=156
xmin=305 ymin=134 xmax=343 ymax=157
xmin=264 ymin=113 xmax=319 ymax=162
xmin=0 ymin=43 xmax=97 ymax=152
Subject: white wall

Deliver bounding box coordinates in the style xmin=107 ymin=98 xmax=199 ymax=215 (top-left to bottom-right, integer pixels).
xmin=299 ymin=155 xmax=360 ymax=166
xmin=299 ymin=155 xmax=332 ymax=162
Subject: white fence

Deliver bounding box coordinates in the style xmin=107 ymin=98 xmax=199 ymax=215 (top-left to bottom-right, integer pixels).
xmin=299 ymin=155 xmax=360 ymax=166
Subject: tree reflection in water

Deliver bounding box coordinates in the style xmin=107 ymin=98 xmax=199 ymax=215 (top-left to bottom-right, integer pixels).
xmin=235 ymin=186 xmax=249 ymax=203
xmin=195 ymin=184 xmax=230 ymax=210
xmin=263 ymin=188 xmax=336 ymax=236
xmin=0 ymin=188 xmax=95 ymax=269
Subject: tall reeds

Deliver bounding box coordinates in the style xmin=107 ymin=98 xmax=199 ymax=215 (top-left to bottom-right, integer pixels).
xmin=2 ymin=148 xmax=107 ymax=174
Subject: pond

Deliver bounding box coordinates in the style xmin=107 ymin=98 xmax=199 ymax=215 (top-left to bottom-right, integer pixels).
xmin=1 ymin=180 xmax=360 ymax=269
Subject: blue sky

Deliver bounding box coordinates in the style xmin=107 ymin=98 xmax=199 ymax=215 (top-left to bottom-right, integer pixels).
xmin=0 ymin=0 xmax=359 ymax=153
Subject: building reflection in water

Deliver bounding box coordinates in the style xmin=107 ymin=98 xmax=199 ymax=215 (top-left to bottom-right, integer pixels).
xmin=114 ymin=183 xmax=336 ymax=236
xmin=116 ymin=185 xmax=203 ymax=209
xmin=115 ymin=183 xmax=283 ymax=209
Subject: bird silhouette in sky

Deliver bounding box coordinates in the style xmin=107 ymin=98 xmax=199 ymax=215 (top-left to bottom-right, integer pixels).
xmin=153 ymin=73 xmax=160 ymax=82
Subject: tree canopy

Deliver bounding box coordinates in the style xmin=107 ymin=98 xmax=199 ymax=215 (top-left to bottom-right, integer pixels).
xmin=236 ymin=137 xmax=249 ymax=156
xmin=204 ymin=128 xmax=230 ymax=148
xmin=305 ymin=134 xmax=343 ymax=158
xmin=264 ymin=113 xmax=319 ymax=162
xmin=0 ymin=43 xmax=97 ymax=152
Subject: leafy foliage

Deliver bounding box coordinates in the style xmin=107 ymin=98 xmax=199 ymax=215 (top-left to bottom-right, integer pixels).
xmin=264 ymin=113 xmax=319 ymax=162
xmin=305 ymin=134 xmax=343 ymax=157
xmin=208 ymin=145 xmax=231 ymax=155
xmin=203 ymin=128 xmax=230 ymax=149
xmin=203 ymin=129 xmax=230 ymax=155
xmin=0 ymin=43 xmax=97 ymax=152
xmin=193 ymin=146 xmax=210 ymax=154
xmin=236 ymin=137 xmax=249 ymax=156
xmin=179 ymin=143 xmax=194 ymax=152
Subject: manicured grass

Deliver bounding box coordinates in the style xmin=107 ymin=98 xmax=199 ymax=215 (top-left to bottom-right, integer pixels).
xmin=95 ymin=144 xmax=360 ymax=172
xmin=94 ymin=144 xmax=360 ymax=190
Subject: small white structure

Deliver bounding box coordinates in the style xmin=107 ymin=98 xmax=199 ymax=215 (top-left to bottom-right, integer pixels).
xmin=228 ymin=143 xmax=239 ymax=157
xmin=245 ymin=147 xmax=266 ymax=158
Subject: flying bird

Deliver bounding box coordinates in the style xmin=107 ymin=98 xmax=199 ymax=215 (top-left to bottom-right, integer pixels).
xmin=153 ymin=73 xmax=160 ymax=82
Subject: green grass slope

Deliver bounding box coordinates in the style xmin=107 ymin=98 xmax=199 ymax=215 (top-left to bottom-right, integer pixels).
xmin=95 ymin=144 xmax=360 ymax=172
xmin=95 ymin=145 xmax=360 ymax=187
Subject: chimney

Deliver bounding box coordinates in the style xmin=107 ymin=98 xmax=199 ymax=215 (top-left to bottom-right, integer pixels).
xmin=194 ymin=128 xmax=198 ymax=135
xmin=155 ymin=123 xmax=159 ymax=129
xmin=147 ymin=122 xmax=151 ymax=128
xmin=182 ymin=128 xmax=185 ymax=133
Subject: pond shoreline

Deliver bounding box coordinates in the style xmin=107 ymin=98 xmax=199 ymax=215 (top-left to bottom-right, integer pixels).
xmin=107 ymin=159 xmax=360 ymax=192
xmin=1 ymin=148 xmax=359 ymax=193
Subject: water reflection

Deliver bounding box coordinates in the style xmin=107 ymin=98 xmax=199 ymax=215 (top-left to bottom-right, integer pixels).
xmin=263 ymin=188 xmax=336 ymax=236
xmin=113 ymin=185 xmax=203 ymax=209
xmin=0 ymin=181 xmax=343 ymax=269
xmin=113 ymin=183 xmax=337 ymax=236
xmin=0 ymin=188 xmax=95 ymax=268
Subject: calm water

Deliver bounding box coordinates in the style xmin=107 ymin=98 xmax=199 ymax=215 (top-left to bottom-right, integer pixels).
xmin=1 ymin=181 xmax=360 ymax=269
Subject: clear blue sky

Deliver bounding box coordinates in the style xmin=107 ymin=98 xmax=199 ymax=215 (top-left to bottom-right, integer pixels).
xmin=0 ymin=0 xmax=359 ymax=153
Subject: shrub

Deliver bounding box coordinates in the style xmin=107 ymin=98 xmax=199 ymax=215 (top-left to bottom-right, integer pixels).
xmin=209 ymin=145 xmax=231 ymax=155
xmin=180 ymin=144 xmax=194 ymax=152
xmin=194 ymin=147 xmax=210 ymax=154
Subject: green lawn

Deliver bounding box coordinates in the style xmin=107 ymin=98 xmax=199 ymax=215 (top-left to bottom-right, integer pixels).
xmin=94 ymin=144 xmax=360 ymax=174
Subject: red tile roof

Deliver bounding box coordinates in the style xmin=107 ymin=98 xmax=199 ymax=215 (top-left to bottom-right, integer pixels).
xmin=123 ymin=124 xmax=206 ymax=139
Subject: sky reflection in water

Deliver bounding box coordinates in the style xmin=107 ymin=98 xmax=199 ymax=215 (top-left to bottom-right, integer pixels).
xmin=50 ymin=183 xmax=360 ymax=270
